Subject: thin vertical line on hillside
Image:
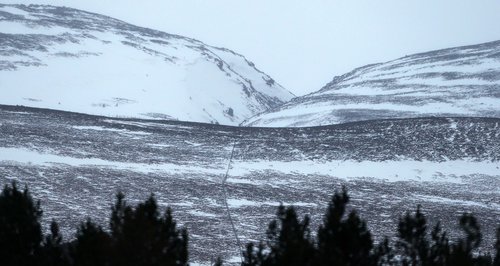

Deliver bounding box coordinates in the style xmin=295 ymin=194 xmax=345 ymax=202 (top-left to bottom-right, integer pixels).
xmin=221 ymin=138 xmax=244 ymax=263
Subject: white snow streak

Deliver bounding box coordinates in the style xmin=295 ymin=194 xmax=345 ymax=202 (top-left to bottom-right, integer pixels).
xmin=229 ymin=159 xmax=500 ymax=184
xmin=2 ymin=148 xmax=499 ymax=185
xmin=0 ymin=147 xmax=224 ymax=175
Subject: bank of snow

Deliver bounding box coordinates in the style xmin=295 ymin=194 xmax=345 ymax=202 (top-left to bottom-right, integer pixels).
xmin=228 ymin=159 xmax=500 ymax=184
xmin=0 ymin=4 xmax=293 ymax=125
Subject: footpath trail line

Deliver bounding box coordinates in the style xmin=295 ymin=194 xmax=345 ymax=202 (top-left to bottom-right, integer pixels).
xmin=221 ymin=138 xmax=244 ymax=263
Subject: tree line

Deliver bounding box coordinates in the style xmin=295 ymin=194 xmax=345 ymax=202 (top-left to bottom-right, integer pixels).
xmin=242 ymin=189 xmax=500 ymax=266
xmin=0 ymin=182 xmax=499 ymax=266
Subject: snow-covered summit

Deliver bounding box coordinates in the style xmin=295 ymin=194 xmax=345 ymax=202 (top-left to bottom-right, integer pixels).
xmin=0 ymin=4 xmax=294 ymax=125
xmin=245 ymin=40 xmax=500 ymax=127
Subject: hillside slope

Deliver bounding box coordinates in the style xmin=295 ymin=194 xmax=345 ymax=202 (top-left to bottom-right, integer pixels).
xmin=245 ymin=40 xmax=500 ymax=127
xmin=1 ymin=105 xmax=499 ymax=264
xmin=0 ymin=4 xmax=294 ymax=125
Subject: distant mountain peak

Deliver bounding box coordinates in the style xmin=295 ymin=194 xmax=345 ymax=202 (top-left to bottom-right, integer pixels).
xmin=0 ymin=4 xmax=294 ymax=125
xmin=245 ymin=40 xmax=500 ymax=127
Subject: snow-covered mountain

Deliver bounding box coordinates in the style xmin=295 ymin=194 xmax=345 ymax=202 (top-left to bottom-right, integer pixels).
xmin=245 ymin=40 xmax=500 ymax=127
xmin=0 ymin=4 xmax=294 ymax=125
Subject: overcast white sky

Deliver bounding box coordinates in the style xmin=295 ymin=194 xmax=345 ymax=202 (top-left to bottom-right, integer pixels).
xmin=5 ymin=0 xmax=500 ymax=95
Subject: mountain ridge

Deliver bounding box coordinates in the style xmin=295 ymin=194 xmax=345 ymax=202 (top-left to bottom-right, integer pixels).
xmin=245 ymin=39 xmax=500 ymax=127
xmin=0 ymin=4 xmax=294 ymax=125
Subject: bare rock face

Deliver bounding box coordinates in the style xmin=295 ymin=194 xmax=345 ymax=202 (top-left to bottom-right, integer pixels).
xmin=0 ymin=4 xmax=294 ymax=125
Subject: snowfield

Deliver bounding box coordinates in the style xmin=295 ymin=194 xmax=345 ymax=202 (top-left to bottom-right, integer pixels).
xmin=245 ymin=40 xmax=500 ymax=127
xmin=0 ymin=4 xmax=293 ymax=125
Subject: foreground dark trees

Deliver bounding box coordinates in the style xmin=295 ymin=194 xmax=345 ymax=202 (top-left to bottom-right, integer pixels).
xmin=0 ymin=183 xmax=188 ymax=266
xmin=0 ymin=182 xmax=499 ymax=266
xmin=242 ymin=188 xmax=500 ymax=266
xmin=0 ymin=182 xmax=42 ymax=266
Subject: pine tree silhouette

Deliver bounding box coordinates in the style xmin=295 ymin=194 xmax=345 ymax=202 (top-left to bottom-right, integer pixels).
xmin=72 ymin=219 xmax=112 ymax=266
xmin=243 ymin=205 xmax=315 ymax=266
xmin=397 ymin=205 xmax=429 ymax=265
xmin=396 ymin=208 xmax=495 ymax=266
xmin=428 ymin=222 xmax=451 ymax=266
xmin=269 ymin=205 xmax=315 ymax=265
xmin=494 ymin=227 xmax=500 ymax=266
xmin=448 ymin=214 xmax=485 ymax=266
xmin=0 ymin=182 xmax=43 ymax=266
xmin=39 ymin=220 xmax=69 ymax=266
xmin=316 ymin=187 xmax=374 ymax=265
xmin=372 ymin=237 xmax=395 ymax=266
xmin=110 ymin=193 xmax=188 ymax=266
xmin=242 ymin=242 xmax=267 ymax=266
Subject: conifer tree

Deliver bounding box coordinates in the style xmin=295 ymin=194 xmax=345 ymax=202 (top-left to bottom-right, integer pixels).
xmin=242 ymin=243 xmax=258 ymax=266
xmin=372 ymin=237 xmax=396 ymax=266
xmin=242 ymin=205 xmax=315 ymax=266
xmin=39 ymin=220 xmax=68 ymax=266
xmin=428 ymin=222 xmax=450 ymax=266
xmin=316 ymin=188 xmax=374 ymax=265
xmin=73 ymin=219 xmax=112 ymax=266
xmin=494 ymin=227 xmax=500 ymax=266
xmin=110 ymin=193 xmax=188 ymax=266
xmin=397 ymin=206 xmax=429 ymax=265
xmin=448 ymin=214 xmax=484 ymax=266
xmin=110 ymin=192 xmax=127 ymax=240
xmin=267 ymin=205 xmax=315 ymax=265
xmin=242 ymin=242 xmax=267 ymax=266
xmin=0 ymin=182 xmax=43 ymax=266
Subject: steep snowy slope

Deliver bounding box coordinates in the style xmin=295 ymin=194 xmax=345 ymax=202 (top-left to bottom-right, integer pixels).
xmin=245 ymin=40 xmax=500 ymax=127
xmin=0 ymin=4 xmax=294 ymax=125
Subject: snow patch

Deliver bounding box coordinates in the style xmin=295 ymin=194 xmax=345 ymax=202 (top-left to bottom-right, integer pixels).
xmin=230 ymin=159 xmax=500 ymax=183
xmin=227 ymin=198 xmax=317 ymax=208
xmin=72 ymin=125 xmax=151 ymax=135
xmin=0 ymin=147 xmax=224 ymax=175
xmin=415 ymin=195 xmax=500 ymax=209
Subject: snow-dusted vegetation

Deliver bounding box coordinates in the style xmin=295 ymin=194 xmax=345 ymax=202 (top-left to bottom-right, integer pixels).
xmin=1 ymin=105 xmax=499 ymax=264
